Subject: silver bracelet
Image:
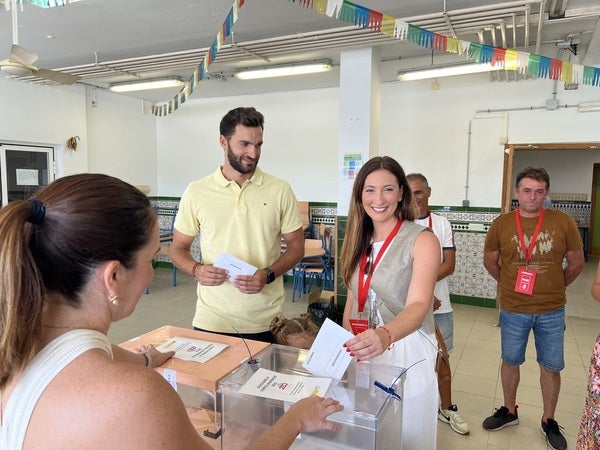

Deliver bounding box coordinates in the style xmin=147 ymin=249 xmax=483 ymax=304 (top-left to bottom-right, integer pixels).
xmin=143 ymin=351 xmax=152 ymax=368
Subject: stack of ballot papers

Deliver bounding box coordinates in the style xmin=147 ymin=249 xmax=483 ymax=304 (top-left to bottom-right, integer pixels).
xmin=156 ymin=336 xmax=229 ymax=363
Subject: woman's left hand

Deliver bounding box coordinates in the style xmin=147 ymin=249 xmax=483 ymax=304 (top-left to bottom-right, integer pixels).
xmin=343 ymin=328 xmax=387 ymax=361
xmin=133 ymin=344 xmax=175 ymax=368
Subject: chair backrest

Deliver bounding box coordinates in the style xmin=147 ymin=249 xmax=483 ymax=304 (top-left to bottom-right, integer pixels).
xmin=305 ymin=238 xmax=323 ymax=249
xmin=155 ymin=205 xmax=178 ymax=242
xmin=298 ymin=201 xmax=310 ymax=230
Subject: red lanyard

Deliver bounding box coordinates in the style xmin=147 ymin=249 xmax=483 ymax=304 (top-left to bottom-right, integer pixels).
xmin=515 ymin=207 xmax=545 ymax=266
xmin=357 ymin=219 xmax=403 ymax=312
xmin=428 ymin=211 xmax=432 ymax=229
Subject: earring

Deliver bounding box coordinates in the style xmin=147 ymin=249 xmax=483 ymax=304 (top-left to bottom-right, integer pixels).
xmin=108 ymin=294 xmax=119 ymax=306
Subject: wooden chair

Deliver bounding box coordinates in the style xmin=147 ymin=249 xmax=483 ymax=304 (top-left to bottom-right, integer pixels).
xmin=297 ymin=201 xmax=313 ymax=238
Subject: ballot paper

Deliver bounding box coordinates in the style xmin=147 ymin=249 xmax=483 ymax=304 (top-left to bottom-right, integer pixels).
xmin=238 ymin=368 xmax=332 ymax=403
xmin=213 ymin=252 xmax=257 ymax=282
xmin=302 ymin=318 xmax=354 ymax=380
xmin=156 ymin=336 xmax=228 ymax=363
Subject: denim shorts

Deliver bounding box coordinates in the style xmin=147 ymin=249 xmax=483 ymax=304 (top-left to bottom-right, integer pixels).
xmin=434 ymin=312 xmax=454 ymax=353
xmin=499 ymin=306 xmax=565 ymax=371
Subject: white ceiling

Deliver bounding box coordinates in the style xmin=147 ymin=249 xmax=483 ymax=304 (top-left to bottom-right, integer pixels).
xmin=1 ymin=0 xmax=599 ymax=102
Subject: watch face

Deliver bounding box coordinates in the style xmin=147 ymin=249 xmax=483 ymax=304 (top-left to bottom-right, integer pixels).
xmin=266 ymin=268 xmax=275 ymax=283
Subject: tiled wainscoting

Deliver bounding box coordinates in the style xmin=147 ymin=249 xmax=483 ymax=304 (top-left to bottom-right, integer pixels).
xmin=433 ymin=208 xmax=500 ymax=308
xmin=152 ymin=197 xmax=572 ymax=310
xmin=335 ymin=207 xmax=503 ymax=312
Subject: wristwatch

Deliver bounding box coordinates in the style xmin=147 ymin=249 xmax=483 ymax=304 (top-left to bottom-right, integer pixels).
xmin=264 ymin=267 xmax=276 ymax=284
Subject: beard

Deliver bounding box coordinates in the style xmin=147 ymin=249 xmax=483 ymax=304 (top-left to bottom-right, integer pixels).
xmin=227 ymin=142 xmax=257 ymax=175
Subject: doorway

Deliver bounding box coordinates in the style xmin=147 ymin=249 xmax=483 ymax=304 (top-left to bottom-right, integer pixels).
xmin=502 ymin=142 xmax=600 ymax=256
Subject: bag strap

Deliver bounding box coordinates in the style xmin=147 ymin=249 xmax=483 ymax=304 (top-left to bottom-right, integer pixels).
xmin=434 ymin=323 xmax=449 ymax=358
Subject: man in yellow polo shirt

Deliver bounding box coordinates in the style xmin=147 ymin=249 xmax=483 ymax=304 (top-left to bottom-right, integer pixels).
xmin=170 ymin=107 xmax=304 ymax=343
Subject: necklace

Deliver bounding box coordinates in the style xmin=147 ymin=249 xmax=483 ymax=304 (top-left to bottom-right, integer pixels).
xmin=43 ymin=324 xmax=80 ymax=329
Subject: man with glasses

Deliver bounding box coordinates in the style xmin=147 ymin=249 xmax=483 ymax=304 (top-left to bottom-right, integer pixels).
xmin=482 ymin=167 xmax=584 ymax=450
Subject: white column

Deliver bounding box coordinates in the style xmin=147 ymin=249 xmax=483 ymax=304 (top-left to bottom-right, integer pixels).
xmin=337 ymin=47 xmax=381 ymax=216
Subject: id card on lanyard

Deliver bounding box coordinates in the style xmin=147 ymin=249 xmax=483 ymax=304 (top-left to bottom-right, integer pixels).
xmin=514 ymin=208 xmax=544 ymax=296
xmin=352 ymin=220 xmax=402 ymax=335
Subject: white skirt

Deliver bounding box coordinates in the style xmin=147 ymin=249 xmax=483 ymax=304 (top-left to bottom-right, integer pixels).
xmin=373 ymin=327 xmax=438 ymax=450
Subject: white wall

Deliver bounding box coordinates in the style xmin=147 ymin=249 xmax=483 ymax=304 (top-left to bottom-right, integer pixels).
xmin=3 ymin=60 xmax=600 ymax=207
xmin=515 ymin=150 xmax=600 ymax=199
xmin=0 ymin=77 xmax=88 ymax=176
xmin=0 ymin=77 xmax=158 ymax=191
xmin=380 ymin=75 xmax=600 ymax=208
xmin=85 ymin=88 xmax=158 ymax=192
xmin=156 ymin=70 xmax=600 ymax=208
xmin=156 ymin=89 xmax=339 ymax=201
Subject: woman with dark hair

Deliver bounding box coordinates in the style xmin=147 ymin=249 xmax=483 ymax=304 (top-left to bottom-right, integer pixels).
xmin=341 ymin=156 xmax=441 ymax=449
xmin=0 ymin=173 xmax=341 ymax=449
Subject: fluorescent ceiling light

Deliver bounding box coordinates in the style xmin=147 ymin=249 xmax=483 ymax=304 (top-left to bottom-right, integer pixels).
xmin=234 ymin=61 xmax=332 ymax=80
xmin=397 ymin=63 xmax=499 ymax=81
xmin=109 ymin=78 xmax=184 ymax=93
xmin=578 ymin=101 xmax=600 ymax=112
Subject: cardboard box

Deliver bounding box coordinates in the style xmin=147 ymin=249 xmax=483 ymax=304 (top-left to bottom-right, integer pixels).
xmin=320 ymin=290 xmax=335 ymax=304
xmin=308 ymin=289 xmax=335 ymax=305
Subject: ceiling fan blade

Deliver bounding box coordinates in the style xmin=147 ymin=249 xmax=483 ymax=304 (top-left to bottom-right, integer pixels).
xmin=35 ymin=69 xmax=81 ymax=84
xmin=9 ymin=44 xmax=39 ymax=66
xmin=36 ymin=68 xmax=81 ymax=85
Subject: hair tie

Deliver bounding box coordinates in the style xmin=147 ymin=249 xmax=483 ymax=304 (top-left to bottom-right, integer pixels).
xmin=27 ymin=199 xmax=46 ymax=225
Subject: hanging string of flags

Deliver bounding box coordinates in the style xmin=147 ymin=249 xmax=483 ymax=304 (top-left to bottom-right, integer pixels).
xmin=2 ymin=0 xmax=599 ymax=116
xmin=152 ymin=0 xmax=246 ymax=117
xmin=2 ymin=0 xmax=81 ymax=9
xmin=288 ymin=0 xmax=600 ymax=86
xmin=152 ymin=0 xmax=600 ymax=117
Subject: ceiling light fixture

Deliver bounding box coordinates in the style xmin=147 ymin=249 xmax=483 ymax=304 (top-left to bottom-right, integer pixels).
xmin=234 ymin=60 xmax=332 ymax=80
xmin=397 ymin=63 xmax=500 ymax=81
xmin=109 ymin=77 xmax=184 ymax=93
xmin=578 ymin=101 xmax=600 ymax=112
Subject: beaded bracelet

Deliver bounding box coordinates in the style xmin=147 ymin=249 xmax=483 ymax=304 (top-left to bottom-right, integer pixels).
xmin=191 ymin=262 xmax=202 ymax=280
xmin=380 ymin=326 xmax=394 ymax=351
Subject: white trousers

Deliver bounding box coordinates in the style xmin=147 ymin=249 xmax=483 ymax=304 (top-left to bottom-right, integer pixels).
xmin=373 ymin=328 xmax=439 ymax=450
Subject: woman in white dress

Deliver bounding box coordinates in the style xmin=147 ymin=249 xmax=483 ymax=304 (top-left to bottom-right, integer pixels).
xmin=341 ymin=156 xmax=440 ymax=450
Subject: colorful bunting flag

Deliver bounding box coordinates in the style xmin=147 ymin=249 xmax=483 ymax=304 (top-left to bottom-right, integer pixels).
xmin=153 ymin=0 xmax=600 ymax=116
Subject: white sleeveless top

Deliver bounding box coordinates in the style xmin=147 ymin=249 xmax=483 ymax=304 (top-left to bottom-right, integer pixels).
xmin=0 ymin=329 xmax=113 ymax=449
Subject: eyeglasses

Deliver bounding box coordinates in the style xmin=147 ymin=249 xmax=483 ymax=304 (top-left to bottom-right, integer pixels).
xmin=364 ymin=243 xmax=373 ymax=275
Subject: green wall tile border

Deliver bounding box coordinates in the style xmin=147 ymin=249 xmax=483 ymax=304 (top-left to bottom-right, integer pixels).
xmin=149 ymin=196 xmax=182 ymax=201
xmin=450 ymin=294 xmax=497 ymax=308
xmin=430 ymin=205 xmax=502 ymax=213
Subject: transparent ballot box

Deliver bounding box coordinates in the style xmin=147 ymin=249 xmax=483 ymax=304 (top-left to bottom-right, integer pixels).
xmin=119 ymin=325 xmax=269 ymax=449
xmin=219 ymin=344 xmax=404 ymax=450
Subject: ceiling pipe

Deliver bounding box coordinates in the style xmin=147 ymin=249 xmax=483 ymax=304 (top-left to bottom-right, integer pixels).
xmin=415 ymin=6 xmax=530 ymax=27
xmin=535 ymin=0 xmax=546 ymax=54
xmin=402 ymin=0 xmax=543 ymax=23
xmin=499 ymin=19 xmax=508 ymax=47
xmin=525 ymin=5 xmax=531 ymax=48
